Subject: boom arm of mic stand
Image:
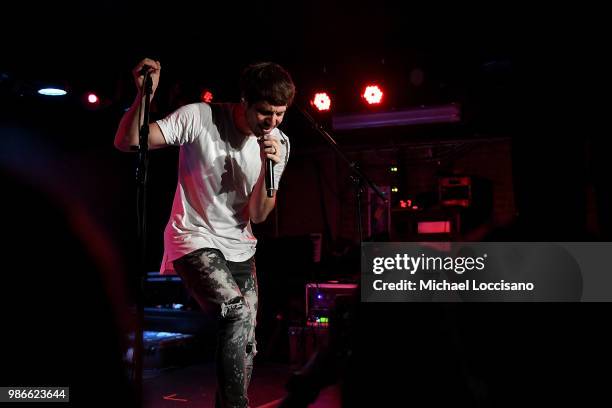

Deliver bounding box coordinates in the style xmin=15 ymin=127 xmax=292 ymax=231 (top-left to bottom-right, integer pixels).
xmin=298 ymin=107 xmax=388 ymax=203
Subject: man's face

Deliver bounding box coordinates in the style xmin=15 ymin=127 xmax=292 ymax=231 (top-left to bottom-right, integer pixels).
xmin=244 ymin=100 xmax=287 ymax=137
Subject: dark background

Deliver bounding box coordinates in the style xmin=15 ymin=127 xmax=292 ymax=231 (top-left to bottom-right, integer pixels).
xmin=1 ymin=1 xmax=610 ymax=406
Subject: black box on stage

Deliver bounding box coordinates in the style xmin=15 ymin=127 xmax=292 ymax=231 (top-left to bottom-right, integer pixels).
xmin=288 ymin=325 xmax=329 ymax=368
xmin=142 ymin=331 xmax=196 ymax=370
xmin=144 ymin=271 xmax=190 ymax=308
xmin=305 ymin=282 xmax=358 ymax=327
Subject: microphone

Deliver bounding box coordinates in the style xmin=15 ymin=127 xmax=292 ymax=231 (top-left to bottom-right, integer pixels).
xmin=138 ymin=65 xmax=154 ymax=94
xmin=138 ymin=65 xmax=153 ymax=76
xmin=265 ymin=157 xmax=275 ymax=197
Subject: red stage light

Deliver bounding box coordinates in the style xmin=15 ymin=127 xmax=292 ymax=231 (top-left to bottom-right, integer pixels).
xmin=311 ymin=92 xmax=331 ymax=111
xmin=200 ymin=89 xmax=213 ymax=103
xmin=362 ymin=85 xmax=383 ymax=105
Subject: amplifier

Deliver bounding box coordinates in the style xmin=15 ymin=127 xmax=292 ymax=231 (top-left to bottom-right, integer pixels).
xmin=305 ymin=282 xmax=358 ymax=327
xmin=439 ymin=176 xmax=471 ymax=207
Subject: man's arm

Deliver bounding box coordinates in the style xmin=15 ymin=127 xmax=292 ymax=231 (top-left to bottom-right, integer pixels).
xmin=114 ymin=58 xmax=168 ymax=152
xmin=249 ymin=164 xmax=277 ymax=224
xmin=249 ymin=135 xmax=282 ymax=223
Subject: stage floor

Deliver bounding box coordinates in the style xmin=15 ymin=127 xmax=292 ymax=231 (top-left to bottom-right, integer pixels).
xmin=143 ymin=361 xmax=341 ymax=408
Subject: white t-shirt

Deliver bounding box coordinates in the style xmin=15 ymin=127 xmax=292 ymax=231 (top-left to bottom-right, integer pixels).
xmin=156 ymin=102 xmax=290 ymax=274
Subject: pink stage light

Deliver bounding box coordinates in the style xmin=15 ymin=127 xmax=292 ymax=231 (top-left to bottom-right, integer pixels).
xmin=86 ymin=93 xmax=99 ymax=104
xmin=362 ymin=85 xmax=383 ymax=105
xmin=312 ymin=92 xmax=331 ymax=111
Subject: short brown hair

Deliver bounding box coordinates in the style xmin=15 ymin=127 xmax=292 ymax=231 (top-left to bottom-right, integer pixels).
xmin=240 ymin=62 xmax=296 ymax=106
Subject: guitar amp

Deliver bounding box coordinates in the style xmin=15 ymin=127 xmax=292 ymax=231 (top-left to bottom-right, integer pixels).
xmin=305 ymin=282 xmax=358 ymax=326
xmin=439 ymin=176 xmax=472 ymax=207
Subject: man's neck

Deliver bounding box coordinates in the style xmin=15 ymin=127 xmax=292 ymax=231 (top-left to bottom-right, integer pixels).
xmin=233 ymin=103 xmax=252 ymax=136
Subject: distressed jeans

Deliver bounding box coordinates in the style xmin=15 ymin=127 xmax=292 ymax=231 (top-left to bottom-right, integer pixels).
xmin=173 ymin=248 xmax=258 ymax=408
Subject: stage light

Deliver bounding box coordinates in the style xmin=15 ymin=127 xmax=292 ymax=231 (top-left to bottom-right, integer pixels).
xmin=390 ymin=166 xmax=398 ymax=172
xmin=311 ymin=92 xmax=331 ymax=111
xmin=200 ymin=89 xmax=213 ymax=103
xmin=80 ymin=91 xmax=105 ymax=110
xmin=38 ymin=87 xmax=67 ymax=96
xmin=362 ymin=84 xmax=383 ymax=105
xmin=86 ymin=92 xmax=99 ymax=104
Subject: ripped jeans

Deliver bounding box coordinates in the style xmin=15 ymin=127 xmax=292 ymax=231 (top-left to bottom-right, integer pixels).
xmin=173 ymin=248 xmax=258 ymax=408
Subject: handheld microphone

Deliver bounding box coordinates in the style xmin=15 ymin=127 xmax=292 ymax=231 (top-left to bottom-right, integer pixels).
xmin=265 ymin=157 xmax=275 ymax=197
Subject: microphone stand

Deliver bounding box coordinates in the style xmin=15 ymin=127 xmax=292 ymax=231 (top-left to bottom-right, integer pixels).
xmin=298 ymin=107 xmax=387 ymax=243
xmin=278 ymin=108 xmax=386 ymax=408
xmin=132 ymin=71 xmax=153 ymax=406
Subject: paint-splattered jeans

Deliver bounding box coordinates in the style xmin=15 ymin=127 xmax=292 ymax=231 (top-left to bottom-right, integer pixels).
xmin=173 ymin=248 xmax=258 ymax=408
